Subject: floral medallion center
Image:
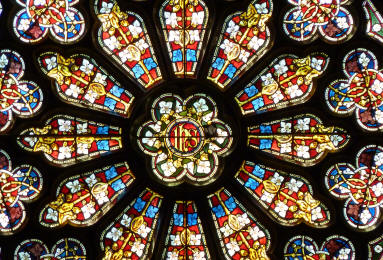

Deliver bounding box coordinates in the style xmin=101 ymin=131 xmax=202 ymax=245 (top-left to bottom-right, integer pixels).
xmin=137 ymin=93 xmax=233 ymax=186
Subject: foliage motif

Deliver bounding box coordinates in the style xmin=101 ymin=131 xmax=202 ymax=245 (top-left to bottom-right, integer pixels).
xmin=0 ymin=50 xmax=43 ymax=133
xmin=325 ymin=49 xmax=383 ymax=131
xmin=0 ymin=149 xmax=42 ymax=234
xmin=283 ymin=0 xmax=355 ymax=43
xmin=13 ymin=0 xmax=85 ymax=43
xmin=326 ymin=145 xmax=383 ymax=230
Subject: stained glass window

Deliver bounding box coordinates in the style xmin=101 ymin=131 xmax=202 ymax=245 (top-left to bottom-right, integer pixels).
xmin=1 ymin=0 xmax=383 ymax=259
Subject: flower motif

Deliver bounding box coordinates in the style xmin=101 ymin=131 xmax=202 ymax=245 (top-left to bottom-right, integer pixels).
xmin=80 ymin=60 xmax=94 ymax=75
xmin=226 ymin=241 xmax=240 ymax=256
xmin=226 ymin=20 xmax=239 ymax=38
xmin=248 ymin=226 xmax=265 ymax=240
xmin=296 ymin=118 xmax=310 ymax=131
xmin=46 ymin=208 xmax=58 ymax=222
xmin=106 ymin=227 xmax=122 ymax=242
xmin=261 ymin=73 xmax=274 ymax=86
xmin=58 ymin=119 xmax=72 ymax=132
xmin=58 ymin=146 xmax=72 ymax=160
xmin=131 ymin=241 xmax=145 ymax=257
xmin=100 ymin=2 xmax=113 ymax=13
xmin=167 ymin=251 xmax=178 ymax=260
xmin=274 ymin=59 xmax=288 ymax=75
xmin=128 ymin=20 xmax=142 ymax=38
xmin=274 ymin=201 xmax=288 ymax=217
xmin=138 ymin=94 xmax=232 ymax=185
xmin=296 ymin=145 xmax=310 ymax=159
xmin=66 ymin=180 xmax=82 ymax=193
xmin=165 ymin=12 xmax=178 ymax=27
xmin=286 ymin=178 xmax=303 ymax=193
xmin=0 ymin=213 xmax=9 ymax=228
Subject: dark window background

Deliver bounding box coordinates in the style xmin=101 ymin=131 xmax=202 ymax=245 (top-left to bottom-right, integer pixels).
xmin=0 ymin=0 xmax=382 ymax=259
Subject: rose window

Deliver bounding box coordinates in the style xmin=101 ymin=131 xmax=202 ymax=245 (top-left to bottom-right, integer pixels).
xmin=1 ymin=0 xmax=383 ymax=259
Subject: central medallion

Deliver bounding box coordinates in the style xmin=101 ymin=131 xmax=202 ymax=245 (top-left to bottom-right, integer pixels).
xmin=165 ymin=118 xmax=205 ymax=157
xmin=137 ymin=93 xmax=233 ymax=186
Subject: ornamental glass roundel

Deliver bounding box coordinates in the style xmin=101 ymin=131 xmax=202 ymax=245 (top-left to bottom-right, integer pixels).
xmin=1 ymin=0 xmax=383 ymax=259
xmin=137 ymin=93 xmax=233 ymax=185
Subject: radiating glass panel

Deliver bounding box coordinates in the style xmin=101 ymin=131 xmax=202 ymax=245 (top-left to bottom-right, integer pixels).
xmin=208 ymin=188 xmax=271 ymax=259
xmin=39 ymin=52 xmax=135 ymax=117
xmin=17 ymin=115 xmax=122 ymax=166
xmin=101 ymin=188 xmax=162 ymax=259
xmin=159 ymin=0 xmax=208 ymax=77
xmin=163 ymin=201 xmax=210 ymax=259
xmin=94 ymin=0 xmax=162 ymax=89
xmin=236 ymin=53 xmax=328 ymax=115
xmin=236 ymin=161 xmax=330 ymax=227
xmin=248 ymin=114 xmax=349 ymax=166
xmin=207 ymin=0 xmax=273 ymax=89
xmin=39 ymin=162 xmax=134 ymax=228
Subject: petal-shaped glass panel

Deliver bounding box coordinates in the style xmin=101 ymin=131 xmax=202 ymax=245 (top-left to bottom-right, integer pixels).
xmin=0 ymin=49 xmax=43 ymax=133
xmin=101 ymin=188 xmax=162 ymax=259
xmin=94 ymin=0 xmax=162 ymax=89
xmin=17 ymin=115 xmax=122 ymax=166
xmin=163 ymin=201 xmax=210 ymax=259
xmin=207 ymin=0 xmax=273 ymax=89
xmin=208 ymin=188 xmax=271 ymax=259
xmin=248 ymin=114 xmax=349 ymax=166
xmin=38 ymin=52 xmax=135 ymax=117
xmin=14 ymin=238 xmax=86 ymax=259
xmin=368 ymin=235 xmax=383 ymax=259
xmin=236 ymin=161 xmax=330 ymax=227
xmin=39 ymin=162 xmax=134 ymax=228
xmin=236 ymin=53 xmax=328 ymax=115
xmin=13 ymin=0 xmax=85 ymax=43
xmin=325 ymin=48 xmax=383 ymax=131
xmin=363 ymin=0 xmax=383 ymax=44
xmin=0 ymin=149 xmax=42 ymax=234
xmin=325 ymin=145 xmax=383 ymax=230
xmin=283 ymin=0 xmax=355 ymax=43
xmin=159 ymin=0 xmax=209 ymax=77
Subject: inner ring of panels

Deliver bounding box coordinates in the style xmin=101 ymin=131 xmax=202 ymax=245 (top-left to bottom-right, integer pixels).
xmin=1 ymin=0 xmax=383 ymax=259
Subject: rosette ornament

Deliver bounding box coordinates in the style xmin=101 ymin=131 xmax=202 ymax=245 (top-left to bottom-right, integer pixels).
xmin=137 ymin=93 xmax=233 ymax=185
